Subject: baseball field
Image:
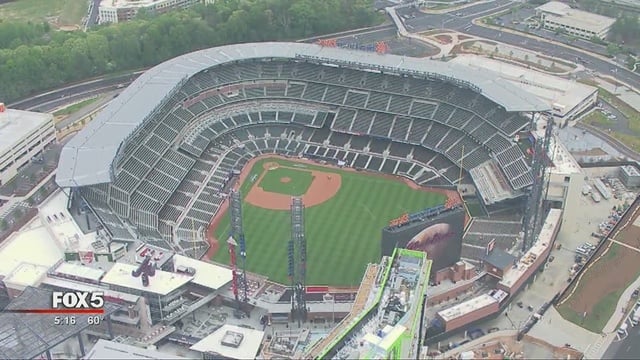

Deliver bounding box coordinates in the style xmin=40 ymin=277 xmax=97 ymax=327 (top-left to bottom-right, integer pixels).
xmin=207 ymin=156 xmax=449 ymax=287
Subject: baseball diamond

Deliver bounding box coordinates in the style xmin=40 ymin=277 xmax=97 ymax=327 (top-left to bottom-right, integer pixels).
xmin=258 ymin=166 xmax=314 ymax=197
xmin=207 ymin=156 xmax=447 ymax=286
xmin=56 ymin=42 xmax=544 ymax=286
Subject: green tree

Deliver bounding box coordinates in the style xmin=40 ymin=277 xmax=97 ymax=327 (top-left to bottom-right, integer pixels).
xmin=0 ymin=218 xmax=7 ymax=231
xmin=0 ymin=0 xmax=382 ymax=102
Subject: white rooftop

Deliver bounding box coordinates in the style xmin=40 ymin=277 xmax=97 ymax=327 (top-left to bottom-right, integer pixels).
xmin=437 ymin=294 xmax=498 ymax=322
xmin=450 ymin=55 xmax=597 ymax=117
xmin=190 ymin=324 xmax=265 ymax=359
xmin=40 ymin=190 xmax=100 ymax=253
xmin=173 ymin=255 xmax=232 ymax=290
xmin=41 ymin=276 xmax=140 ymax=303
xmin=0 ymin=108 xmax=53 ymax=155
xmin=368 ymin=324 xmax=406 ymax=352
xmin=51 ymin=261 xmax=105 ymax=282
xmin=0 ymin=221 xmax=63 ymax=278
xmin=100 ymin=0 xmax=172 ymax=9
xmin=499 ymin=209 xmax=562 ymax=288
xmin=621 ymin=165 xmax=640 ymax=177
xmin=101 ymin=262 xmax=193 ymax=295
xmin=3 ymin=262 xmax=48 ymax=289
xmin=86 ymin=339 xmax=185 ymax=359
xmin=536 ymin=1 xmax=616 ymax=33
xmin=546 ymin=135 xmax=582 ymax=175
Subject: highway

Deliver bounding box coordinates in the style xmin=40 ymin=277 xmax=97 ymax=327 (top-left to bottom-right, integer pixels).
xmin=9 ymin=72 xmax=142 ymax=112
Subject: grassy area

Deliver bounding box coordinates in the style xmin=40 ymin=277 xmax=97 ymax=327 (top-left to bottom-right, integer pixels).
xmin=211 ymin=157 xmax=446 ymax=286
xmin=0 ymin=0 xmax=88 ymax=25
xmin=465 ymin=201 xmax=485 ymax=217
xmin=598 ymin=88 xmax=640 ymax=134
xmin=53 ymin=97 xmax=99 ymax=116
xmin=556 ymin=243 xmax=628 ymax=333
xmin=583 ymin=110 xmax=616 ymax=128
xmin=258 ymin=168 xmax=314 ymax=196
xmin=557 ymin=289 xmax=623 ymax=333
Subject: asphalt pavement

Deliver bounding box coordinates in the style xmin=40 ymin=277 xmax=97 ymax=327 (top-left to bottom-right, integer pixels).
xmin=604 ymin=326 xmax=640 ymax=359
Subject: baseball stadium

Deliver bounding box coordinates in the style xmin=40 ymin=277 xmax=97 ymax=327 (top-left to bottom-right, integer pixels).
xmin=56 ymin=42 xmax=550 ymax=292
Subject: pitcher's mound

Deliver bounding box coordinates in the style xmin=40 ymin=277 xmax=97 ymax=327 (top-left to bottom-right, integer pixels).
xmin=280 ymin=177 xmax=292 ymax=184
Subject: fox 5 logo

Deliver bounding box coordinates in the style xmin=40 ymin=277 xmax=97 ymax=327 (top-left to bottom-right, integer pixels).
xmin=52 ymin=291 xmax=105 ymax=309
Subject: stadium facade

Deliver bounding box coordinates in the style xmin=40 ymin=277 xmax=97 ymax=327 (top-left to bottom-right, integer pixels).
xmin=56 ymin=42 xmax=550 ymax=257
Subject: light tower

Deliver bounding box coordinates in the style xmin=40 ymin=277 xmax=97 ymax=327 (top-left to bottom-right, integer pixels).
xmin=290 ymin=197 xmax=307 ymax=326
xmin=229 ymin=190 xmax=248 ymax=302
xmin=227 ymin=236 xmax=239 ymax=305
xmin=522 ymin=113 xmax=554 ymax=252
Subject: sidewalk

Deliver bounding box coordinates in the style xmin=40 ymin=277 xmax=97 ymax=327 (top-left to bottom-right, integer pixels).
xmin=585 ymin=275 xmax=640 ymax=359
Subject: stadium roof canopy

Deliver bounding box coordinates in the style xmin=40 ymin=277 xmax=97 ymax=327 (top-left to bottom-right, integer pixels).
xmin=57 ymin=42 xmax=550 ymax=187
xmin=0 ymin=287 xmax=121 ymax=360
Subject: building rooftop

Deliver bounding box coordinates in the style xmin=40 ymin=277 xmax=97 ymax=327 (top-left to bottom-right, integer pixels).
xmin=437 ymin=294 xmax=498 ymax=322
xmin=57 ymin=42 xmax=550 ymax=188
xmin=101 ymin=262 xmax=193 ymax=295
xmin=361 ymin=325 xmax=407 ymax=358
xmin=621 ymin=165 xmax=640 ymax=177
xmin=499 ymin=209 xmax=562 ymax=288
xmin=0 ymin=222 xmax=63 ymax=278
xmin=484 ymin=248 xmax=517 ymax=270
xmin=50 ymin=261 xmax=106 ymax=282
xmin=41 ymin=276 xmax=140 ymax=304
xmin=536 ymin=1 xmax=616 ymax=33
xmin=0 ymin=108 xmax=53 ymax=156
xmin=451 ymin=55 xmax=597 ymax=118
xmin=99 ymin=0 xmax=172 ymax=10
xmin=3 ymin=262 xmax=48 ymax=289
xmin=172 ymin=255 xmax=232 ymax=290
xmin=86 ymin=339 xmax=185 ymax=359
xmin=190 ymin=324 xmax=265 ymax=360
xmin=39 ymin=190 xmax=104 ymax=253
xmin=546 ymin=135 xmax=582 ymax=175
xmin=133 ymin=243 xmax=175 ymax=268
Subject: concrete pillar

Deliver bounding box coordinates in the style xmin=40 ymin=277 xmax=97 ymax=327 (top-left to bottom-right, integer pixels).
xmin=107 ymin=316 xmax=114 ymax=339
xmin=77 ymin=333 xmax=85 ymax=356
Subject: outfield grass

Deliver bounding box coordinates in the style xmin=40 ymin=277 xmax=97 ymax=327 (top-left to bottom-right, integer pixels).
xmin=259 ymin=167 xmax=314 ymax=196
xmin=0 ymin=0 xmax=87 ymax=25
xmin=212 ymin=158 xmax=446 ymax=286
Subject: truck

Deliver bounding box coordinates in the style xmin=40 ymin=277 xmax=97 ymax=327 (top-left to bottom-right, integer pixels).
xmin=592 ymin=192 xmax=601 ymax=203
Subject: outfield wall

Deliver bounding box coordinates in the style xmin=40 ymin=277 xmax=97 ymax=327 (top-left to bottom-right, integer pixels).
xmin=381 ymin=207 xmax=464 ymax=273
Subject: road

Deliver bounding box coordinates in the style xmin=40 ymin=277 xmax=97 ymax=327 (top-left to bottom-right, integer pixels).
xmin=603 ymin=304 xmax=640 ymax=360
xmin=9 ymin=72 xmax=142 ymax=112
xmin=86 ymin=0 xmax=101 ymax=28
xmin=10 ymin=0 xmax=640 ymax=119
xmin=396 ymin=0 xmax=640 ymax=90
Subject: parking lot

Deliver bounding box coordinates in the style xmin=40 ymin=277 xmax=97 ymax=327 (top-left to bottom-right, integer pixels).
xmin=437 ymin=178 xmax=630 ymax=351
xmin=493 ymin=5 xmax=623 ymax=62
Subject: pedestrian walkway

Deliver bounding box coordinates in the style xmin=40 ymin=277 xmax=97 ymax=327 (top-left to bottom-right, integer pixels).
xmin=587 ymin=275 xmax=640 ymax=359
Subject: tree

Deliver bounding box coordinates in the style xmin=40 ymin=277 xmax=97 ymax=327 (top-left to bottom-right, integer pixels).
xmin=0 ymin=219 xmax=7 ymax=231
xmin=0 ymin=0 xmax=382 ymax=102
xmin=524 ymin=54 xmax=529 ymax=62
xmin=509 ymin=50 xmax=514 ymax=58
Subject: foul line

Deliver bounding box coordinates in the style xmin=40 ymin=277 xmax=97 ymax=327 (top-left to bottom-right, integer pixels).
xmin=608 ymin=238 xmax=640 ymax=254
